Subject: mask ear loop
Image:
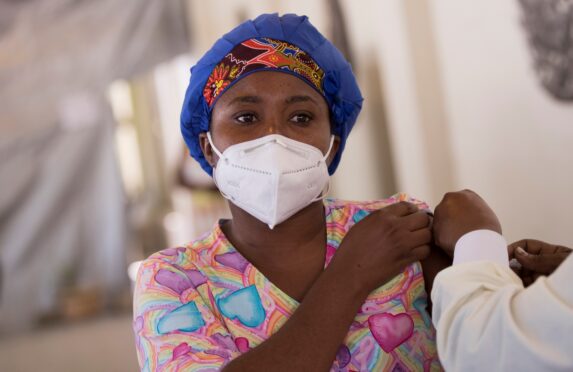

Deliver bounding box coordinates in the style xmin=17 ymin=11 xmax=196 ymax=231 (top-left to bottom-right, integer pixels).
xmin=206 ymin=132 xmax=226 ymax=161
xmin=206 ymin=132 xmax=234 ymax=201
xmin=311 ymin=135 xmax=335 ymax=202
xmin=322 ymin=135 xmax=336 ymax=162
xmin=312 ymin=180 xmax=331 ymax=202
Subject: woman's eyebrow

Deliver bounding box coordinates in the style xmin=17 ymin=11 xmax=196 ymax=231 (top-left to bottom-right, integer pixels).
xmin=228 ymin=95 xmax=261 ymax=105
xmin=285 ymin=95 xmax=318 ymax=105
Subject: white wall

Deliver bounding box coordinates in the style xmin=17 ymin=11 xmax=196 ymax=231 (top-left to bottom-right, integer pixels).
xmin=430 ymin=0 xmax=573 ymax=246
xmin=334 ymin=0 xmax=459 ymax=204
xmin=186 ymin=0 xmax=329 ymax=54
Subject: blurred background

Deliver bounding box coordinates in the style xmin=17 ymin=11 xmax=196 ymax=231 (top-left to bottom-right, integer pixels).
xmin=1 ymin=0 xmax=572 ymax=371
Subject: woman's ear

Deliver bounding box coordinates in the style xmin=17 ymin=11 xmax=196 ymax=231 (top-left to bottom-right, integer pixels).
xmin=198 ymin=132 xmax=218 ymax=167
xmin=326 ymin=135 xmax=341 ymax=166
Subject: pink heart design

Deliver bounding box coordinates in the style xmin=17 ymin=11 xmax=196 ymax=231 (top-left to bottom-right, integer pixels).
xmin=172 ymin=342 xmax=192 ymax=360
xmin=367 ymin=313 xmax=414 ymax=353
xmin=235 ymin=337 xmax=250 ymax=353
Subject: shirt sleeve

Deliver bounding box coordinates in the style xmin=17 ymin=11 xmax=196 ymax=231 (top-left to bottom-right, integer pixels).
xmin=133 ymin=254 xmax=240 ymax=371
xmin=452 ymin=229 xmax=509 ymax=266
xmin=431 ymin=232 xmax=573 ymax=371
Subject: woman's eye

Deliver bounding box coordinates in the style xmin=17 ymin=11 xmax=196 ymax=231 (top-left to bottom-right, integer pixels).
xmin=235 ymin=113 xmax=258 ymax=124
xmin=290 ymin=113 xmax=312 ymax=124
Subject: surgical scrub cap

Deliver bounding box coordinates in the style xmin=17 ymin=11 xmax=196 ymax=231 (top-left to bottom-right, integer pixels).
xmin=180 ymin=13 xmax=363 ymax=175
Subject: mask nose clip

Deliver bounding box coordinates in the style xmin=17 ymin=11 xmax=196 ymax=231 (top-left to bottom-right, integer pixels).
xmin=275 ymin=138 xmax=288 ymax=148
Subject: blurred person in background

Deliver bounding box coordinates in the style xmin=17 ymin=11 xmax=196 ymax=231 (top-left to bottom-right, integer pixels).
xmin=133 ymin=13 xmax=451 ymax=371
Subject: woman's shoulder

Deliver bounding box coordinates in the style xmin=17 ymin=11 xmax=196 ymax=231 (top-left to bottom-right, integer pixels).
xmin=326 ymin=192 xmax=430 ymax=212
xmin=139 ymin=224 xmax=223 ymax=273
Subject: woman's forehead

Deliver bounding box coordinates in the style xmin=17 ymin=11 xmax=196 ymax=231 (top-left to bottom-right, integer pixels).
xmin=215 ymin=71 xmax=326 ymax=107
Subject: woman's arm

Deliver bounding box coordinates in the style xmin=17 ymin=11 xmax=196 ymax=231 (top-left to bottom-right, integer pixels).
xmin=224 ymin=202 xmax=432 ymax=372
xmin=420 ymin=244 xmax=452 ymax=314
xmin=223 ymin=261 xmax=368 ymax=372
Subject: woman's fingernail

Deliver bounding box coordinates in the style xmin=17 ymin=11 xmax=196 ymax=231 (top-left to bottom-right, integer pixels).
xmin=516 ymin=247 xmax=528 ymax=256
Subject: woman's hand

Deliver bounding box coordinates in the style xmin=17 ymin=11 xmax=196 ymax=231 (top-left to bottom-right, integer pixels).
xmin=509 ymin=239 xmax=572 ymax=286
xmin=332 ymin=201 xmax=432 ymax=296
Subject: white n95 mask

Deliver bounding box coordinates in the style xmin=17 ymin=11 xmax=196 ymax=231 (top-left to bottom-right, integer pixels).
xmin=207 ymin=133 xmax=334 ymax=229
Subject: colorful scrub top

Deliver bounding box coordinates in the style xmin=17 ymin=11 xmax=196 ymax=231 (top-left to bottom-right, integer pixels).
xmin=133 ymin=194 xmax=443 ymax=371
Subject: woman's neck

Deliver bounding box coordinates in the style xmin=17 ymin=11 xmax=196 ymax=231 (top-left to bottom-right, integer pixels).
xmin=222 ymin=200 xmax=328 ymax=269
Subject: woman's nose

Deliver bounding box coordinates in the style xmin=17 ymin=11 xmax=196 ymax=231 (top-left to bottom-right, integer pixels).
xmin=264 ymin=115 xmax=284 ymax=136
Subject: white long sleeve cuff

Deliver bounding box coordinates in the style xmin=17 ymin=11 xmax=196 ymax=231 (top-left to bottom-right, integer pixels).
xmin=453 ymin=229 xmax=508 ymax=266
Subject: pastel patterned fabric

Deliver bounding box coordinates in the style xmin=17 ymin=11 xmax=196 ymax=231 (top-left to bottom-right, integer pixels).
xmin=133 ymin=195 xmax=443 ymax=371
xmin=203 ymin=37 xmax=325 ymax=107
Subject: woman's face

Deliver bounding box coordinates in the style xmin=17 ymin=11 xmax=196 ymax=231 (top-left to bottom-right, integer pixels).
xmin=199 ymin=71 xmax=340 ymax=167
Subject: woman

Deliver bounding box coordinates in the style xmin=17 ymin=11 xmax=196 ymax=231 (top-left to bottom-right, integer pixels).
xmin=134 ymin=13 xmax=449 ymax=371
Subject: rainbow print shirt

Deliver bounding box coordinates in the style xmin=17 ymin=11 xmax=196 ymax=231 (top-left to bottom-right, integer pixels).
xmin=133 ymin=195 xmax=443 ymax=371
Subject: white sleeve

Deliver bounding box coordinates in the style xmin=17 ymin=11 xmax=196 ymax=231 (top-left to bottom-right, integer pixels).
xmin=431 ymin=231 xmax=573 ymax=372
xmin=452 ymin=229 xmax=509 ymax=266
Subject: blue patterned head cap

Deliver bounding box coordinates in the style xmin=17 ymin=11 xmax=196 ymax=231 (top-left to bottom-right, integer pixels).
xmin=180 ymin=13 xmax=363 ymax=176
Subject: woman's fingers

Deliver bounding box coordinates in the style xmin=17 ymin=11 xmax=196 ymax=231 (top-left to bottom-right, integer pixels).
xmin=407 ymin=228 xmax=433 ymax=249
xmin=381 ymin=201 xmax=419 ymax=218
xmin=401 ymin=210 xmax=431 ymax=232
